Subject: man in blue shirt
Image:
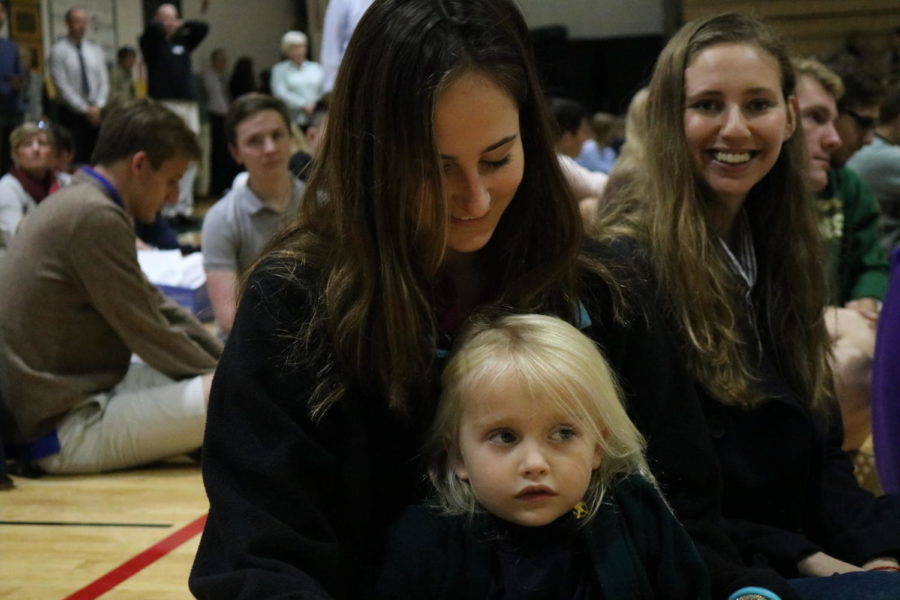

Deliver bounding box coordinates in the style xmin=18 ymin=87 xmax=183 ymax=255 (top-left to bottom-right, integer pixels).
xmin=0 ymin=2 xmax=23 ymax=174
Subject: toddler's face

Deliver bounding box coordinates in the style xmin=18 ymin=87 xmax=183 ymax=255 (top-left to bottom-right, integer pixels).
xmin=452 ymin=376 xmax=602 ymax=527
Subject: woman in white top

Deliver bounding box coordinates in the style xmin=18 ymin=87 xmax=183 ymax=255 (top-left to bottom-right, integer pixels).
xmin=0 ymin=122 xmax=65 ymax=257
xmin=270 ymin=31 xmax=324 ymax=127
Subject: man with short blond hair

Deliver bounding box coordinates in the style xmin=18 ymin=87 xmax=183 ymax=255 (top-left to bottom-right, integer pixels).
xmin=794 ymin=58 xmax=888 ymax=453
xmin=0 ymin=99 xmax=222 ymax=474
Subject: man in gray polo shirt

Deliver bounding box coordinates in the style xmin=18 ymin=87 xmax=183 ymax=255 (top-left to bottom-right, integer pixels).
xmin=201 ymin=93 xmax=305 ymax=336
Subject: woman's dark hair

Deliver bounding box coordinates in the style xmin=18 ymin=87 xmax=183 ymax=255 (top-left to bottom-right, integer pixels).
xmin=261 ymin=0 xmax=586 ymax=419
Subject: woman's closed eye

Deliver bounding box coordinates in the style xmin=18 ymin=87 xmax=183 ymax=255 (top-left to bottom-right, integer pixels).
xmin=481 ymin=155 xmax=511 ymax=171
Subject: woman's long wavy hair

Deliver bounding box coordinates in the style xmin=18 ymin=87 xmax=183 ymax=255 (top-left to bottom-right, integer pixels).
xmin=259 ymin=0 xmax=590 ymax=420
xmin=596 ymin=13 xmax=832 ymax=414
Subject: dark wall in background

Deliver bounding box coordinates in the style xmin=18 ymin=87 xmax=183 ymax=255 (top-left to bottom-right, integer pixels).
xmin=531 ymin=27 xmax=664 ymax=115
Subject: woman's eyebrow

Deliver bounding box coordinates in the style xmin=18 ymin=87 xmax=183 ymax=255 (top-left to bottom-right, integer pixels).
xmin=687 ymin=87 xmax=777 ymax=99
xmin=440 ymin=134 xmax=518 ymax=160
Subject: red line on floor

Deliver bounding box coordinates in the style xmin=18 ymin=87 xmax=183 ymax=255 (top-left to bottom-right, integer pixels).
xmin=63 ymin=513 xmax=208 ymax=600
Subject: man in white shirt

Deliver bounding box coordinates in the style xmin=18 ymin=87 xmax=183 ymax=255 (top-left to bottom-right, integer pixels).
xmin=48 ymin=7 xmax=109 ymax=165
xmin=320 ymin=0 xmax=374 ymax=92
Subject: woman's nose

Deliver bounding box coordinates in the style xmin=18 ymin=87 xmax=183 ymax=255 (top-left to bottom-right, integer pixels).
xmin=720 ymin=106 xmax=750 ymax=139
xmin=452 ymin=173 xmax=489 ymax=215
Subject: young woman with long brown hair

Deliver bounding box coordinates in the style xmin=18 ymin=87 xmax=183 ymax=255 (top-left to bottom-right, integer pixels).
xmin=598 ymin=12 xmax=900 ymax=600
xmin=189 ymin=1 xmax=716 ymax=597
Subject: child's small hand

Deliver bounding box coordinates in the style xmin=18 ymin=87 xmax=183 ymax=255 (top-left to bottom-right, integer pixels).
xmin=862 ymin=556 xmax=900 ymax=570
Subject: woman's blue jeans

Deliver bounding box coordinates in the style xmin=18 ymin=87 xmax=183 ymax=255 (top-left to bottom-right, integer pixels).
xmin=788 ymin=572 xmax=900 ymax=599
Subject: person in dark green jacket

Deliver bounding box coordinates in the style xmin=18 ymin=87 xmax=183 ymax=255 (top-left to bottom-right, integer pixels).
xmin=378 ymin=314 xmax=709 ymax=599
xmin=794 ymin=58 xmax=889 ymax=452
xmin=818 ymin=166 xmax=888 ymax=307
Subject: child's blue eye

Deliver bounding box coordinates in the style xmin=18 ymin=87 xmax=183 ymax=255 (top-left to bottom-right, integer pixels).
xmin=551 ymin=426 xmax=576 ymax=441
xmin=488 ymin=429 xmax=517 ymax=445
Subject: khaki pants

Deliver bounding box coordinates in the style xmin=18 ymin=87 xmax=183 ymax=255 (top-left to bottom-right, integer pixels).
xmin=37 ymin=363 xmax=206 ymax=474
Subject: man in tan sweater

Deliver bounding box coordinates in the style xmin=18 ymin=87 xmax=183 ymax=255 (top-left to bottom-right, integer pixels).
xmin=0 ymin=99 xmax=222 ymax=474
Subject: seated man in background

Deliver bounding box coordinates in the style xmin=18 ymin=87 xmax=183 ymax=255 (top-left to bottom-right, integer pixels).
xmin=827 ymin=68 xmax=883 ymax=170
xmin=794 ymin=58 xmax=889 ymax=452
xmin=107 ymin=45 xmax=137 ymax=108
xmin=0 ymin=98 xmax=222 ymax=474
xmin=849 ymin=84 xmax=900 ymax=254
xmin=288 ymin=95 xmax=328 ymax=181
xmin=50 ymin=123 xmax=76 ymax=183
xmin=201 ymin=93 xmax=305 ymax=336
xmin=549 ymin=97 xmax=608 ymax=226
xmin=576 ymin=111 xmax=623 ymax=174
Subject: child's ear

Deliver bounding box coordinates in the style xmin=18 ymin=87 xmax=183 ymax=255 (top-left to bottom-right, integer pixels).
xmin=592 ymin=444 xmax=603 ymax=470
xmin=446 ymin=437 xmax=469 ymax=481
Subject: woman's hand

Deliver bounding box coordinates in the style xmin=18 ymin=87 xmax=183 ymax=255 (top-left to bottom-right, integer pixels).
xmin=797 ymin=552 xmax=863 ymax=576
xmin=862 ymin=557 xmax=900 ymax=570
xmin=845 ymin=297 xmax=881 ymax=323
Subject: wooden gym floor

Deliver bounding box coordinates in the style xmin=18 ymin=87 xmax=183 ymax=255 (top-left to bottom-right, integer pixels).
xmin=0 ymin=460 xmax=207 ymax=599
xmin=1 ymin=199 xmax=220 ymax=599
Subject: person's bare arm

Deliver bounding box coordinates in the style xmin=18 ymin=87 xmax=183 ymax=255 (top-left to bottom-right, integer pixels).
xmin=206 ymin=269 xmax=238 ymax=335
xmin=797 ymin=552 xmax=863 ymax=577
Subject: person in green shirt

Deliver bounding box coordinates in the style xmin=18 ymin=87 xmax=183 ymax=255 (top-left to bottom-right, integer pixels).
xmin=794 ymin=57 xmax=889 ymax=452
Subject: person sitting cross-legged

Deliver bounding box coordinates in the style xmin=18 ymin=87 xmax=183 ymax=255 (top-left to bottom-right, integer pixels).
xmin=0 ymin=98 xmax=222 ymax=474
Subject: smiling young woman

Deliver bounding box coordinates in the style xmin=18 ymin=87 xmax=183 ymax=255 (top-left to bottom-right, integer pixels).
xmin=597 ymin=12 xmax=900 ymax=600
xmin=682 ymin=42 xmax=796 ymax=235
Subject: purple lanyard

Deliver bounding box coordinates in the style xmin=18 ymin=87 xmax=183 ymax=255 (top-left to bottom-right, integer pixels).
xmin=80 ymin=166 xmax=124 ymax=208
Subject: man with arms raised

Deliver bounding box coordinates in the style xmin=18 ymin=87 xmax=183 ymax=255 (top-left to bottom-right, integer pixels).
xmin=140 ymin=1 xmax=209 ymax=224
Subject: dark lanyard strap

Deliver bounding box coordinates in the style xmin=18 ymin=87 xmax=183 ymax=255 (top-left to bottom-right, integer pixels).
xmin=80 ymin=166 xmax=124 ymax=208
